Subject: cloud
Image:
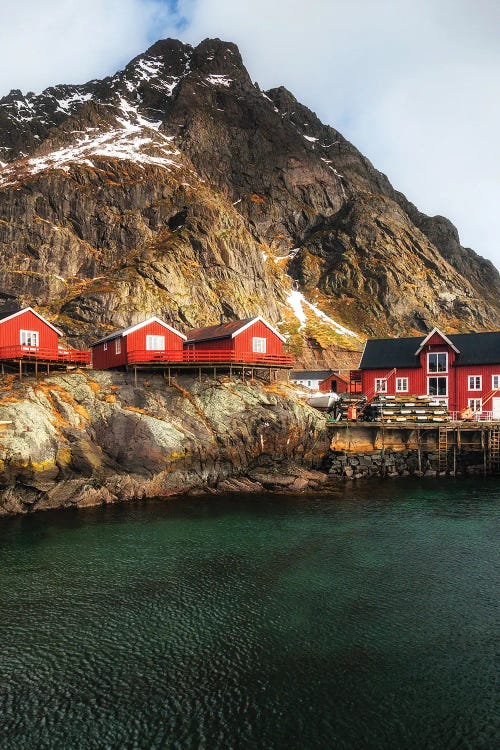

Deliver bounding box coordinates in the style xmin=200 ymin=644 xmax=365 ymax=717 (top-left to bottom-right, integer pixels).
xmin=177 ymin=0 xmax=500 ymax=269
xmin=0 ymin=0 xmax=499 ymax=269
xmin=0 ymin=0 xmax=181 ymax=95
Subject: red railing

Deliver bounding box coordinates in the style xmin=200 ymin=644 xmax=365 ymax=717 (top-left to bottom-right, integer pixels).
xmin=0 ymin=345 xmax=90 ymax=364
xmin=125 ymin=349 xmax=294 ymax=366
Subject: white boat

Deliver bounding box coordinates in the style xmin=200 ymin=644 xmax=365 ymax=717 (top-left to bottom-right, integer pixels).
xmin=306 ymin=392 xmax=340 ymax=410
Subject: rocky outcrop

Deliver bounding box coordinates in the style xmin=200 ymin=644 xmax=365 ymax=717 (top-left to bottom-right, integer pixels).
xmin=0 ymin=37 xmax=498 ymax=363
xmin=0 ymin=371 xmax=330 ymax=516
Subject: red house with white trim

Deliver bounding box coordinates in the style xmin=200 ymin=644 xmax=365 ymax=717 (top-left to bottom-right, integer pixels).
xmin=91 ymin=317 xmax=186 ymax=369
xmin=184 ymin=316 xmax=293 ymax=367
xmin=359 ymin=327 xmax=500 ymax=419
xmin=0 ymin=307 xmax=89 ymax=365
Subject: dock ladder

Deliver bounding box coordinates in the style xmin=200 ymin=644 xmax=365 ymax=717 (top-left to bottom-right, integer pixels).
xmin=487 ymin=426 xmax=500 ymax=474
xmin=438 ymin=426 xmax=450 ymax=473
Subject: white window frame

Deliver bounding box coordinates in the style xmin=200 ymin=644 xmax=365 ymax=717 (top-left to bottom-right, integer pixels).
xmin=374 ymin=378 xmax=387 ymax=393
xmin=103 ymin=342 xmax=108 ymax=351
xmin=115 ymin=338 xmax=121 ymax=355
xmin=468 ymin=375 xmax=482 ymax=391
xmin=492 ymin=375 xmax=500 ymax=389
xmin=252 ymin=336 xmax=267 ymax=353
xmin=427 ymin=376 xmax=448 ymax=397
xmin=396 ymin=377 xmax=409 ymax=393
xmin=427 ymin=352 xmax=448 ymax=373
xmin=20 ymin=329 xmax=39 ymax=347
xmin=468 ymin=398 xmax=482 ymax=412
xmin=146 ymin=335 xmax=165 ymax=351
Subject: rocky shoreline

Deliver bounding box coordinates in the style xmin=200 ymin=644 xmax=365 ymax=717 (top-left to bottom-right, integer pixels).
xmin=0 ymin=371 xmax=331 ymax=517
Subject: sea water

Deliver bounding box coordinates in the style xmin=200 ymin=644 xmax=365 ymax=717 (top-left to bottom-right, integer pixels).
xmin=0 ymin=479 xmax=499 ymax=749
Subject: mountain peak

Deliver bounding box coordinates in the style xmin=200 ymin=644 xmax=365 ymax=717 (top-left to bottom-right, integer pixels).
xmin=0 ymin=36 xmax=498 ymax=355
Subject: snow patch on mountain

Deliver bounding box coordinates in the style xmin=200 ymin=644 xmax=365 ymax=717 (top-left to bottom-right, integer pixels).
xmin=287 ymin=290 xmax=358 ymax=337
xmin=55 ymin=92 xmax=93 ymax=113
xmin=205 ymin=75 xmax=232 ymax=87
xmin=0 ymin=105 xmax=181 ymax=186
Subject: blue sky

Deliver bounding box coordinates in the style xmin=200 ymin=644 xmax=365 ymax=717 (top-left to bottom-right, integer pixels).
xmin=1 ymin=0 xmax=499 ymax=271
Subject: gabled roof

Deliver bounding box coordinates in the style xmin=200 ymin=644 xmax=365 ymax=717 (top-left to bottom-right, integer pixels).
xmin=415 ymin=327 xmax=459 ymax=354
xmin=360 ymin=330 xmax=500 ymax=369
xmin=290 ymin=370 xmax=334 ymax=381
xmin=0 ymin=306 xmax=63 ymax=336
xmin=92 ymin=317 xmax=186 ymax=346
xmin=185 ymin=316 xmax=286 ymax=344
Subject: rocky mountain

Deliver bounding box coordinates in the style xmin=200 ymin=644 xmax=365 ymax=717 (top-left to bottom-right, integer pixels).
xmin=0 ymin=37 xmax=499 ymax=365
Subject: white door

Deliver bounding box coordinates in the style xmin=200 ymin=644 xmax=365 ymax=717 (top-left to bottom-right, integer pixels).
xmin=492 ymin=398 xmax=500 ymax=420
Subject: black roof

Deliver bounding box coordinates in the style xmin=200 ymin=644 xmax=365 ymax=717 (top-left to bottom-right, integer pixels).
xmin=290 ymin=370 xmax=334 ymax=380
xmin=92 ymin=327 xmax=127 ymax=346
xmin=360 ymin=330 xmax=500 ymax=369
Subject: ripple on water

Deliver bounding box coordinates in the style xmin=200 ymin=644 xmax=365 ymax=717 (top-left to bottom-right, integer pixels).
xmin=0 ymin=480 xmax=499 ymax=749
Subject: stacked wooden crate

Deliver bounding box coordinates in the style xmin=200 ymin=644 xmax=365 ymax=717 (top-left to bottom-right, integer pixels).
xmin=361 ymin=395 xmax=450 ymax=423
xmin=336 ymin=394 xmax=367 ymax=421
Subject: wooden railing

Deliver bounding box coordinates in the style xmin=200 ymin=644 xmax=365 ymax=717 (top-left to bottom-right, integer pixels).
xmin=0 ymin=345 xmax=90 ymax=364
xmin=125 ymin=349 xmax=294 ymax=366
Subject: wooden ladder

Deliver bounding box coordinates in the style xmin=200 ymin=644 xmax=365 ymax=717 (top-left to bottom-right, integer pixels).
xmin=438 ymin=426 xmax=449 ymax=473
xmin=488 ymin=426 xmax=500 ymax=474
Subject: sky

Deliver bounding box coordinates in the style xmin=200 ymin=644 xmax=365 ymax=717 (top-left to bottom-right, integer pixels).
xmin=0 ymin=0 xmax=499 ymax=270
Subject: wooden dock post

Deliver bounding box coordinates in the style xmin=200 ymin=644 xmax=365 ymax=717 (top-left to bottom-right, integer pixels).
xmin=134 ymin=367 xmax=137 ymax=387
xmin=18 ymin=359 xmax=22 ymax=380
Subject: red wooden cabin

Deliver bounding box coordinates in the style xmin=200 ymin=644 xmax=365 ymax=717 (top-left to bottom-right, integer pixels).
xmin=184 ymin=316 xmax=293 ymax=367
xmin=0 ymin=307 xmax=89 ymax=365
xmin=319 ymin=371 xmax=350 ymax=394
xmin=91 ymin=317 xmax=186 ymax=369
xmin=359 ymin=327 xmax=500 ymax=419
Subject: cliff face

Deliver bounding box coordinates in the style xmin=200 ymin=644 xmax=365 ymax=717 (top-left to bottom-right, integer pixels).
xmin=0 ymin=372 xmax=329 ymax=516
xmin=0 ymin=37 xmax=499 ymax=363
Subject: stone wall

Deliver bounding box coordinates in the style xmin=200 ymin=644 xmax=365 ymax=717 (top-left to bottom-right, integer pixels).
xmin=326 ymin=448 xmax=491 ymax=479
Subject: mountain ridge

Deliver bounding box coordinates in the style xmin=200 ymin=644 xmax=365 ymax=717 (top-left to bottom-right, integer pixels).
xmin=0 ymin=37 xmax=498 ymax=366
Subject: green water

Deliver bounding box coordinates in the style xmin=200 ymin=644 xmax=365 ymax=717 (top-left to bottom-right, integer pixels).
xmin=0 ymin=480 xmax=499 ymax=749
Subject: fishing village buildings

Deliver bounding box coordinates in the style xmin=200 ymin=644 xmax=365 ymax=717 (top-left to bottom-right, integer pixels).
xmin=0 ymin=308 xmax=498 ymax=420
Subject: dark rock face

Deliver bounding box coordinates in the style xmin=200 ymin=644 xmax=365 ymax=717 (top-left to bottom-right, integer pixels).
xmin=0 ymin=372 xmax=329 ymax=515
xmin=0 ymin=37 xmax=498 ymax=358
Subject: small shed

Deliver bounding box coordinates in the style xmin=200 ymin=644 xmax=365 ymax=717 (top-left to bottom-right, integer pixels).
xmin=91 ymin=317 xmax=186 ymax=369
xmin=319 ymin=371 xmax=350 ymax=393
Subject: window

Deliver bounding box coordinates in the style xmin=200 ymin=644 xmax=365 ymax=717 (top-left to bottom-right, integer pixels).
xmin=146 ymin=335 xmax=165 ymax=351
xmin=252 ymin=337 xmax=267 ymax=353
xmin=374 ymin=378 xmax=387 ymax=393
xmin=428 ymin=377 xmax=447 ymax=396
xmin=468 ymin=375 xmax=482 ymax=391
xmin=20 ymin=330 xmax=39 ymax=347
xmin=396 ymin=377 xmax=409 ymax=392
xmin=103 ymin=342 xmax=108 ymax=351
xmin=468 ymin=398 xmax=482 ymax=412
xmin=492 ymin=375 xmax=500 ymax=389
xmin=307 ymin=380 xmax=312 ymax=387
xmin=115 ymin=338 xmax=121 ymax=355
xmin=428 ymin=352 xmax=448 ymax=373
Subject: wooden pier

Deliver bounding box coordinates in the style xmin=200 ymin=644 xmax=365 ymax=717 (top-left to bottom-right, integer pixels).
xmin=326 ymin=421 xmax=500 ymax=476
